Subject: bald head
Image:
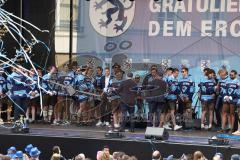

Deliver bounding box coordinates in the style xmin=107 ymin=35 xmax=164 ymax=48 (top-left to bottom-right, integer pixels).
xmin=152 ymin=150 xmax=161 ymax=160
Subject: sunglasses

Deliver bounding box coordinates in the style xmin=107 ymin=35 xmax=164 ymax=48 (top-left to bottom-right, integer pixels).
xmin=181 ymin=71 xmax=185 ymax=73
xmin=230 ymin=74 xmax=235 ymax=77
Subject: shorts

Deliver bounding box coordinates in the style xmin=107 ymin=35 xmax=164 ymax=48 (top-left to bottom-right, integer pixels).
xmin=43 ymin=94 xmax=57 ymax=106
xmin=166 ymin=100 xmax=176 ymax=111
xmin=29 ymin=97 xmax=40 ymax=107
xmin=222 ymin=102 xmax=235 ymax=114
xmin=201 ymin=101 xmax=215 ymax=111
xmin=0 ymin=97 xmax=13 ymax=106
xmin=148 ymin=101 xmax=165 ymax=113
xmin=110 ymin=99 xmax=121 ymax=112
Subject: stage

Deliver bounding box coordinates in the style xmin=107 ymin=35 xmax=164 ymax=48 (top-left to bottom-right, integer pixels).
xmin=0 ymin=124 xmax=240 ymax=159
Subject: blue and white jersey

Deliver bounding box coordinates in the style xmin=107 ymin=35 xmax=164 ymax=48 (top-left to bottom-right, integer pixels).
xmin=199 ymin=77 xmax=216 ymax=102
xmin=178 ymin=75 xmax=195 ymax=100
xmin=27 ymin=75 xmax=40 ymax=99
xmin=107 ymin=78 xmax=122 ymax=100
xmin=166 ymin=75 xmax=180 ymax=101
xmin=218 ymin=76 xmax=229 ymax=97
xmin=94 ymin=74 xmax=104 ymax=91
xmin=0 ymin=75 xmax=7 ymax=97
xmin=7 ymin=72 xmax=30 ymax=99
xmin=163 ymin=75 xmax=170 ymax=82
xmin=223 ymin=78 xmax=240 ymax=103
xmin=75 ymin=74 xmax=94 ymax=101
xmin=57 ymin=71 xmax=75 ymax=96
xmin=41 ymin=73 xmax=55 ymax=94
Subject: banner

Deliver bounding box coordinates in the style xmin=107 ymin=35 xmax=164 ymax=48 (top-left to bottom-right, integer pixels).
xmin=55 ymin=0 xmax=240 ymax=81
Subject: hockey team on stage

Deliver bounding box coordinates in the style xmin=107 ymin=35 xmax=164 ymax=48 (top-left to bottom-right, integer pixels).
xmin=0 ymin=62 xmax=240 ymax=135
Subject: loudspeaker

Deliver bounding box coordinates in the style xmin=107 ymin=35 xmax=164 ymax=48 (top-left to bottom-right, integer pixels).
xmin=145 ymin=127 xmax=169 ymax=140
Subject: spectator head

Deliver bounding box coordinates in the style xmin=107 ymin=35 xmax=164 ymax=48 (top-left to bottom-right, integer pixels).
xmin=7 ymin=146 xmax=16 ymax=155
xmin=75 ymin=153 xmax=85 ymax=160
xmin=166 ymin=155 xmax=174 ymax=160
xmin=214 ymin=153 xmax=223 ymax=160
xmin=52 ymin=146 xmax=61 ymax=155
xmin=152 ymin=150 xmax=161 ymax=160
xmin=29 ymin=147 xmax=41 ymax=158
xmin=51 ymin=153 xmax=60 ymax=160
xmin=0 ymin=155 xmax=11 ymax=160
xmin=113 ymin=152 xmax=125 ymax=160
xmin=13 ymin=151 xmax=23 ymax=160
xmin=25 ymin=144 xmax=34 ymax=154
xmin=193 ymin=151 xmax=205 ymax=160
xmin=231 ymin=154 xmax=240 ymax=160
xmin=103 ymin=146 xmax=110 ymax=155
xmin=96 ymin=151 xmax=103 ymax=160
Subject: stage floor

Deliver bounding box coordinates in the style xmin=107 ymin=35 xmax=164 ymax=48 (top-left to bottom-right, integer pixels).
xmin=1 ymin=124 xmax=240 ymax=159
xmin=1 ymin=124 xmax=240 ymax=147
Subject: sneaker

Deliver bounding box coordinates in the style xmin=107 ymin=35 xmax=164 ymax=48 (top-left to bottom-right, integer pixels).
xmin=96 ymin=121 xmax=102 ymax=127
xmin=52 ymin=119 xmax=59 ymax=126
xmin=201 ymin=124 xmax=205 ymax=129
xmin=105 ymin=122 xmax=110 ymax=126
xmin=232 ymin=130 xmax=240 ymax=135
xmin=0 ymin=118 xmax=3 ymax=125
xmin=173 ymin=125 xmax=182 ymax=131
xmin=163 ymin=124 xmax=172 ymax=130
xmin=114 ymin=123 xmax=120 ymax=128
xmin=208 ymin=124 xmax=212 ymax=131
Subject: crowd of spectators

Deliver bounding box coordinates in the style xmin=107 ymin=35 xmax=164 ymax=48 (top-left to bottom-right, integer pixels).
xmin=0 ymin=145 xmax=240 ymax=160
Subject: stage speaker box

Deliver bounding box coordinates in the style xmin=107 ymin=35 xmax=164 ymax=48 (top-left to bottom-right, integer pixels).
xmin=145 ymin=127 xmax=169 ymax=140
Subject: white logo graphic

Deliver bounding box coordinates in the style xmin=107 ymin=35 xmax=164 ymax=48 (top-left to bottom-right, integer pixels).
xmin=89 ymin=0 xmax=135 ymax=37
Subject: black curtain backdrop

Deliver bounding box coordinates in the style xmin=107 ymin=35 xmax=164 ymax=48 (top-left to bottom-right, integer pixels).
xmin=2 ymin=0 xmax=56 ymax=68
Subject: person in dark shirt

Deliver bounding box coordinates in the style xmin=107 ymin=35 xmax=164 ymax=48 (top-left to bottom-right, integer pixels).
xmin=116 ymin=72 xmax=137 ymax=132
xmin=94 ymin=66 xmax=105 ymax=126
xmin=145 ymin=67 xmax=167 ymax=127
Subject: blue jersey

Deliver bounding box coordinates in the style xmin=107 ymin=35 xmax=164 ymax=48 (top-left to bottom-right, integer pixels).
xmin=199 ymin=77 xmax=216 ymax=102
xmin=166 ymin=76 xmax=180 ymax=100
xmin=94 ymin=74 xmax=104 ymax=91
xmin=7 ymin=72 xmax=30 ymax=99
xmin=57 ymin=71 xmax=75 ymax=96
xmin=108 ymin=78 xmax=122 ymax=100
xmin=26 ymin=75 xmax=40 ymax=99
xmin=75 ymin=74 xmax=94 ymax=100
xmin=223 ymin=78 xmax=240 ymax=103
xmin=178 ymin=76 xmax=195 ymax=100
xmin=218 ymin=76 xmax=229 ymax=97
xmin=41 ymin=73 xmax=55 ymax=94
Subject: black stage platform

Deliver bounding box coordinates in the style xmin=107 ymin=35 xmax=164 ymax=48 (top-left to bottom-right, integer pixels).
xmin=0 ymin=124 xmax=240 ymax=159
